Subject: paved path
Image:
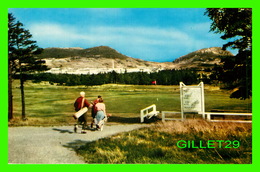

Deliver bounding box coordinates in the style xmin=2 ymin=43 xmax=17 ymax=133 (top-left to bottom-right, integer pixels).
xmin=8 ymin=124 xmax=146 ymax=164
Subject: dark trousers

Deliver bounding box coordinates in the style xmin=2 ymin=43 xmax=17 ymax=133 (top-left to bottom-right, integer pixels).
xmin=76 ymin=112 xmax=87 ymax=129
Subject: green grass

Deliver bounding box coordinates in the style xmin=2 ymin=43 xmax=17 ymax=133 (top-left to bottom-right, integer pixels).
xmin=9 ymin=81 xmax=252 ymax=164
xmin=74 ymin=120 xmax=252 ymax=164
xmin=9 ymin=80 xmax=252 ymax=126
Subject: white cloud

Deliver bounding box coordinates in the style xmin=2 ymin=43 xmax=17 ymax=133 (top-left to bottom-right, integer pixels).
xmin=29 ymin=23 xmax=84 ymax=47
xmin=30 ymin=23 xmax=193 ymax=45
xmin=29 ymin=22 xmax=218 ymax=61
xmin=86 ymin=26 xmax=197 ymax=49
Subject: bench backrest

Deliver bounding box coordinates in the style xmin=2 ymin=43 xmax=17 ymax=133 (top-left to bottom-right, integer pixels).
xmin=140 ymin=104 xmax=157 ymax=123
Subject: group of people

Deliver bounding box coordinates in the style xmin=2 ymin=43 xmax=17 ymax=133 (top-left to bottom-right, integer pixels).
xmin=73 ymin=91 xmax=108 ymax=134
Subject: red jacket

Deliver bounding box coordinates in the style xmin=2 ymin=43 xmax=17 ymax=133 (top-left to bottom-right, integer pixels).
xmin=91 ymin=98 xmax=100 ymax=115
xmin=74 ymin=97 xmax=90 ymax=111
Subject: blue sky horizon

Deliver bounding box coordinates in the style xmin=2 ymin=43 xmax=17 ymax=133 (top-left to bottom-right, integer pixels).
xmin=9 ymin=8 xmax=236 ymax=62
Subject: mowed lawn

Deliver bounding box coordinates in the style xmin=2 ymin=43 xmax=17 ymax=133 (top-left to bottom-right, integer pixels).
xmin=10 ymin=80 xmax=252 ymax=125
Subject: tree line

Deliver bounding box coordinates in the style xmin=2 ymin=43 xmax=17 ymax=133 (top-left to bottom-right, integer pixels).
xmin=20 ymin=69 xmax=199 ymax=86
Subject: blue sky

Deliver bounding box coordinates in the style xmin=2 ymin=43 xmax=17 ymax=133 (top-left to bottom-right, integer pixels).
xmin=9 ymin=8 xmax=235 ymax=62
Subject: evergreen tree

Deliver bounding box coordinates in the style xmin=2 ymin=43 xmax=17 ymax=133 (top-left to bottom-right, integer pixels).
xmin=8 ymin=13 xmax=48 ymax=120
xmin=8 ymin=13 xmax=16 ymax=120
xmin=205 ymin=8 xmax=252 ymax=99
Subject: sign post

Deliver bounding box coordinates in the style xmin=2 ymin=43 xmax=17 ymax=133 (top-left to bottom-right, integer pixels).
xmin=180 ymin=82 xmax=205 ymax=120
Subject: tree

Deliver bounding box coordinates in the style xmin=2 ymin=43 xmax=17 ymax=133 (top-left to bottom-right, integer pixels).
xmin=8 ymin=13 xmax=16 ymax=120
xmin=205 ymin=8 xmax=252 ymax=99
xmin=8 ymin=13 xmax=48 ymax=120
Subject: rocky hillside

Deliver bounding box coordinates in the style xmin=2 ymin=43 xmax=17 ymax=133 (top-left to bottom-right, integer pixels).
xmin=40 ymin=46 xmax=176 ymax=74
xmin=173 ymin=47 xmax=234 ymax=69
xmin=39 ymin=46 xmax=234 ymax=74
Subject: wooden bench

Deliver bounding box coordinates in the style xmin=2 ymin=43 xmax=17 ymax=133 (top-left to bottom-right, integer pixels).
xmin=140 ymin=104 xmax=160 ymax=123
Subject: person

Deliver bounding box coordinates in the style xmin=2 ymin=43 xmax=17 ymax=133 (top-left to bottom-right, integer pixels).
xmin=73 ymin=91 xmax=91 ymax=134
xmin=94 ymin=98 xmax=107 ymax=131
xmin=90 ymin=95 xmax=102 ymax=128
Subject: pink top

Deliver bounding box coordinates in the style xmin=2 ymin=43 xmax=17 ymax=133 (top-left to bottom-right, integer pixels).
xmin=95 ymin=103 xmax=106 ymax=115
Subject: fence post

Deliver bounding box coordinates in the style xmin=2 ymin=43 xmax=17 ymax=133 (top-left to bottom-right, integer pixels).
xmin=162 ymin=111 xmax=165 ymax=122
xmin=207 ymin=113 xmax=211 ymax=121
xmin=140 ymin=110 xmax=144 ymax=123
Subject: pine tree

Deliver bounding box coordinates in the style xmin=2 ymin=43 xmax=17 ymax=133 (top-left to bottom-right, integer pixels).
xmin=205 ymin=8 xmax=252 ymax=99
xmin=8 ymin=13 xmax=15 ymax=120
xmin=8 ymin=13 xmax=48 ymax=120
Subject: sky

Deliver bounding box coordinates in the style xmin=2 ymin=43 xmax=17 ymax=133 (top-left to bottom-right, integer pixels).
xmin=8 ymin=8 xmax=236 ymax=62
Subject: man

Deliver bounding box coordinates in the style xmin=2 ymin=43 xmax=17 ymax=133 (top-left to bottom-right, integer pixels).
xmin=74 ymin=91 xmax=91 ymax=134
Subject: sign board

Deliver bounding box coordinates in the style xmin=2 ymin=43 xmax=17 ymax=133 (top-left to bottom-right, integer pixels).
xmin=180 ymin=82 xmax=205 ymax=119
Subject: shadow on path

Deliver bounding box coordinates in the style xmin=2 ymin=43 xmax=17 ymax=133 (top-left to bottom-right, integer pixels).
xmin=108 ymin=116 xmax=140 ymax=123
xmin=63 ymin=139 xmax=90 ymax=150
xmin=52 ymin=128 xmax=74 ymax=134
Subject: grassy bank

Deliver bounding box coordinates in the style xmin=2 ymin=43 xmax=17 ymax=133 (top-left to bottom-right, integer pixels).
xmin=75 ymin=120 xmax=252 ymax=164
xmin=9 ymin=80 xmax=252 ymax=126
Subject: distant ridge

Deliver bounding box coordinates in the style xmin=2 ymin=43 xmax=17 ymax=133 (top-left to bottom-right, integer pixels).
xmin=39 ymin=46 xmax=234 ymax=74
xmin=38 ymin=46 xmax=129 ymax=59
xmin=172 ymin=47 xmax=234 ymax=69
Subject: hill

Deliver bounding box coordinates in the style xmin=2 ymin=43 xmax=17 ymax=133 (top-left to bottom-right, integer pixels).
xmin=38 ymin=46 xmax=130 ymax=59
xmin=40 ymin=46 xmax=176 ymax=74
xmin=38 ymin=46 xmax=234 ymax=74
xmin=172 ymin=47 xmax=234 ymax=69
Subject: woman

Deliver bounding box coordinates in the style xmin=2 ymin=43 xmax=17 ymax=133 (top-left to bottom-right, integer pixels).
xmin=95 ymin=98 xmax=106 ymax=131
xmin=91 ymin=95 xmax=102 ymax=128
